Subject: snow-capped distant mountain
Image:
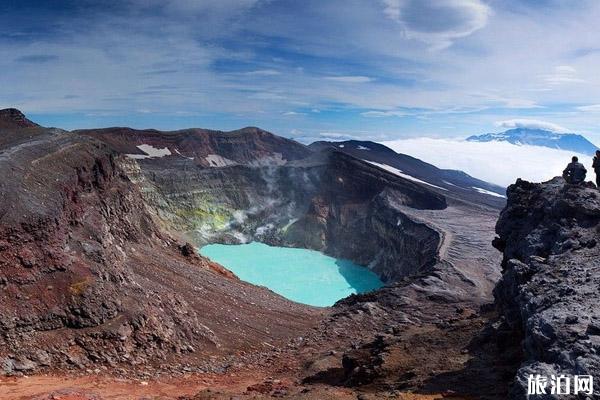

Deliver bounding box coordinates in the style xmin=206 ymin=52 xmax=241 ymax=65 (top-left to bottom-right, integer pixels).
xmin=466 ymin=128 xmax=599 ymax=156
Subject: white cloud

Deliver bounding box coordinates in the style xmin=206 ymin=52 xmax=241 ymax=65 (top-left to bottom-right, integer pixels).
xmin=319 ymin=132 xmax=361 ymax=140
xmin=577 ymin=104 xmax=600 ymax=112
xmin=324 ymin=76 xmax=373 ymax=83
xmin=500 ymin=98 xmax=542 ymax=109
xmin=361 ymin=110 xmax=408 ymax=117
xmin=382 ymin=0 xmax=491 ymax=48
xmin=541 ymin=65 xmax=585 ymax=86
xmin=131 ymin=0 xmax=260 ymax=16
xmin=381 ymin=138 xmax=592 ymax=187
xmin=361 ymin=106 xmax=489 ymax=119
xmin=5 ymin=0 xmax=600 ymax=136
xmin=241 ymin=69 xmax=282 ymax=76
xmin=248 ymin=92 xmax=287 ymax=101
xmin=495 ymin=119 xmax=569 ymax=133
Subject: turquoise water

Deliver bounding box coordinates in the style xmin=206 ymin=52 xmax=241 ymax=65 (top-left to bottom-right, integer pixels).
xmin=200 ymin=242 xmax=384 ymax=307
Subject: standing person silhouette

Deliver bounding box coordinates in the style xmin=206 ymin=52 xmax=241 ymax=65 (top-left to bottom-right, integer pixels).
xmin=593 ymin=150 xmax=600 ymax=187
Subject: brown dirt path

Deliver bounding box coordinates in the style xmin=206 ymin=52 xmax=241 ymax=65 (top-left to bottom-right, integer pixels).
xmin=0 ymin=373 xmax=462 ymax=400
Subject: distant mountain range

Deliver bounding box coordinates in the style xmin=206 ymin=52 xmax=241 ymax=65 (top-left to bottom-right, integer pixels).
xmin=466 ymin=127 xmax=599 ymax=156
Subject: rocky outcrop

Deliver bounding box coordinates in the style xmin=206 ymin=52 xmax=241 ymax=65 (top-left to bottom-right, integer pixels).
xmin=0 ymin=108 xmax=39 ymax=129
xmin=0 ymin=108 xmax=52 ymax=149
xmin=493 ymin=177 xmax=600 ymax=398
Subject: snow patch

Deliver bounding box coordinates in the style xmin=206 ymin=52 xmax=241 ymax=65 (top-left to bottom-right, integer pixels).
xmin=472 ymin=187 xmax=506 ymax=198
xmin=442 ymin=180 xmax=460 ymax=188
xmin=174 ymin=148 xmax=194 ymax=160
xmin=338 ymin=144 xmax=345 ymax=148
xmin=205 ymin=154 xmax=237 ymax=167
xmin=357 ymin=145 xmax=370 ymax=150
xmin=127 ymin=144 xmax=172 ymax=159
xmin=363 ymin=160 xmax=448 ymax=191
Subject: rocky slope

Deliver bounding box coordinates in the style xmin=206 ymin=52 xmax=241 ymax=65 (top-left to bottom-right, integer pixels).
xmin=0 ymin=113 xmax=321 ymax=376
xmin=310 ymin=139 xmax=506 ymax=208
xmin=0 ymin=108 xmax=39 ymax=129
xmin=1 ymin=109 xmax=508 ymax=399
xmin=493 ymin=177 xmax=600 ymax=398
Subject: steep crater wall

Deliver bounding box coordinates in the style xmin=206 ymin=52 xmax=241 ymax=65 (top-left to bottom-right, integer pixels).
xmin=0 ymin=136 xmax=204 ymax=372
xmin=125 ymin=150 xmax=446 ymax=283
xmin=0 ymin=132 xmax=320 ymax=375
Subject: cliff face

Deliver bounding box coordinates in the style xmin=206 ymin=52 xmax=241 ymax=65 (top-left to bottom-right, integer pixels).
xmin=0 ymin=125 xmax=320 ymax=375
xmin=493 ymin=177 xmax=600 ymax=398
xmin=283 ymin=152 xmax=444 ymax=282
xmin=96 ymin=133 xmax=447 ymax=283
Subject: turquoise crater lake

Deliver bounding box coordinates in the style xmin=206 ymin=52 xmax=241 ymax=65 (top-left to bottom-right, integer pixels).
xmin=200 ymin=242 xmax=384 ymax=307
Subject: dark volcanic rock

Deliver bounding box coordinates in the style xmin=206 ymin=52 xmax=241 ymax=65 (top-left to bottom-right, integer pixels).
xmin=310 ymin=139 xmax=506 ymax=209
xmin=493 ymin=177 xmax=600 ymax=398
xmin=179 ymin=242 xmax=198 ymax=257
xmin=0 ymin=108 xmax=39 ymax=129
xmin=0 ymin=107 xmax=52 ymax=149
xmin=77 ymin=126 xmax=311 ymax=167
xmin=284 ymin=151 xmax=446 ymax=282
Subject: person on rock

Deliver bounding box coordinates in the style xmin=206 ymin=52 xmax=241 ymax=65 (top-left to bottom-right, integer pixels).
xmin=593 ymin=150 xmax=600 ymax=187
xmin=562 ymin=156 xmax=587 ymax=184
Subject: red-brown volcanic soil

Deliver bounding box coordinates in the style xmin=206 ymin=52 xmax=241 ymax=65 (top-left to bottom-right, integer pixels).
xmin=0 ymin=110 xmax=514 ymax=399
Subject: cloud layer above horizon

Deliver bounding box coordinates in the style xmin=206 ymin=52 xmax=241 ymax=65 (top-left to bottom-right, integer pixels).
xmin=494 ymin=119 xmax=569 ymax=133
xmin=2 ymin=0 xmax=600 ymax=141
xmin=382 ymin=138 xmax=593 ymax=187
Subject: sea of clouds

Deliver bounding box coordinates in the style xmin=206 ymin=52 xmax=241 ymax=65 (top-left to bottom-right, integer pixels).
xmin=381 ymin=138 xmax=594 ymax=187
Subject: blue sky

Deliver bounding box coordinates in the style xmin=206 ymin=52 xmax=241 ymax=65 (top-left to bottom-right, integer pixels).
xmin=3 ymin=0 xmax=600 ymax=143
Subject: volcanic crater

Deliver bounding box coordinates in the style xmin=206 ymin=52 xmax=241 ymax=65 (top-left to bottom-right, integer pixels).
xmin=0 ymin=109 xmax=516 ymax=399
